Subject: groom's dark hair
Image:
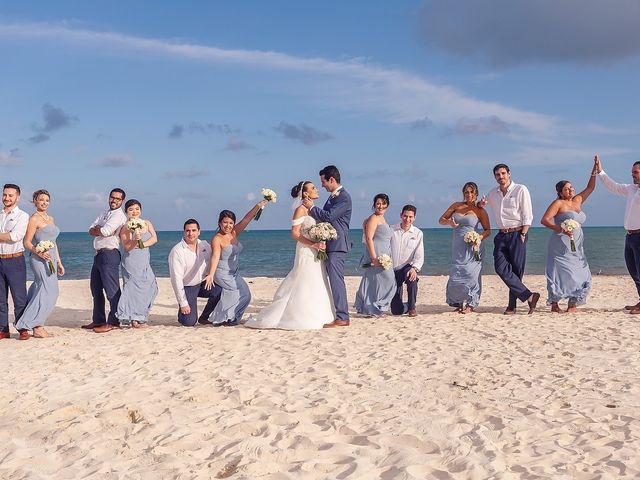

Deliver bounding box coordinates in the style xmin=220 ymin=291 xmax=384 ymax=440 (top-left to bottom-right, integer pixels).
xmin=319 ymin=165 xmax=340 ymax=184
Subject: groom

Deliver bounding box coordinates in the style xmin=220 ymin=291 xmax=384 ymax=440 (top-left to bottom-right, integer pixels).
xmin=304 ymin=165 xmax=352 ymax=327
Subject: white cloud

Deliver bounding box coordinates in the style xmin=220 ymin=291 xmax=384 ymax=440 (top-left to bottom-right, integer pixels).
xmin=246 ymin=192 xmax=257 ymax=201
xmin=67 ymin=191 xmax=104 ymax=208
xmin=0 ymin=22 xmax=556 ymax=135
xmin=0 ymin=149 xmax=22 ymax=167
xmin=92 ymin=153 xmax=133 ymax=168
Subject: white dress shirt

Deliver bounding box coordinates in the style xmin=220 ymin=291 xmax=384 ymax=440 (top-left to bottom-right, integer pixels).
xmin=485 ymin=182 xmax=533 ymax=229
xmin=599 ymin=170 xmax=640 ymax=230
xmin=90 ymin=208 xmax=127 ymax=251
xmin=168 ymin=239 xmax=212 ymax=308
xmin=0 ymin=206 xmax=29 ymax=254
xmin=390 ymin=223 xmax=424 ymax=272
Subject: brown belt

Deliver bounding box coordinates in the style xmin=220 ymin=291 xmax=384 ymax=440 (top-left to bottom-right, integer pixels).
xmin=0 ymin=252 xmax=24 ymax=259
xmin=499 ymin=226 xmax=523 ymax=234
xmin=628 ymin=229 xmax=640 ymax=235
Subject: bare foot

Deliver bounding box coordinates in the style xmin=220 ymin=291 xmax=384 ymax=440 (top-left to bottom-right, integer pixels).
xmin=132 ymin=321 xmax=149 ymax=329
xmin=32 ymin=326 xmax=53 ymax=338
xmin=566 ymin=304 xmax=578 ymax=313
xmin=551 ymin=302 xmax=561 ymax=313
xmin=461 ymin=306 xmax=474 ymax=314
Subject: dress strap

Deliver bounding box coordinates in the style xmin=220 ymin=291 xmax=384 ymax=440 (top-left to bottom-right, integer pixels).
xmin=291 ymin=217 xmax=306 ymax=226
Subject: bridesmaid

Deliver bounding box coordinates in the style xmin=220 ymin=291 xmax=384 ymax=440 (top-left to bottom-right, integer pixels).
xmin=116 ymin=199 xmax=158 ymax=328
xmin=204 ymin=200 xmax=269 ymax=326
xmin=354 ymin=193 xmax=396 ymax=317
xmin=540 ymin=160 xmax=597 ymax=313
xmin=439 ymin=182 xmax=491 ymax=314
xmin=16 ymin=189 xmax=64 ymax=339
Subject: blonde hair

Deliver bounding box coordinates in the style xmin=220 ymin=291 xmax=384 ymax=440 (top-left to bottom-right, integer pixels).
xmin=32 ymin=189 xmax=50 ymax=203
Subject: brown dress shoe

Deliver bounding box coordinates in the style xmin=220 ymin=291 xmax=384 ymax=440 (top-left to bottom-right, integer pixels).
xmin=81 ymin=322 xmax=101 ymax=330
xmin=18 ymin=329 xmax=30 ymax=340
xmin=630 ymin=308 xmax=640 ymax=315
xmin=503 ymin=309 xmax=516 ymax=315
xmin=527 ymin=292 xmax=540 ymax=315
xmin=625 ymin=302 xmax=640 ymax=310
xmin=323 ymin=319 xmax=350 ymax=328
xmin=93 ymin=324 xmax=120 ymax=333
xmin=407 ymin=309 xmax=417 ymax=317
xmin=0 ymin=331 xmax=10 ymax=339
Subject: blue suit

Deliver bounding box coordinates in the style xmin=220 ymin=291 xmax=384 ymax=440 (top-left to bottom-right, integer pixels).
xmin=310 ymin=188 xmax=352 ymax=321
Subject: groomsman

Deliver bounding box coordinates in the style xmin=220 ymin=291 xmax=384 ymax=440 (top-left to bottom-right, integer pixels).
xmin=484 ymin=164 xmax=540 ymax=314
xmin=84 ymin=188 xmax=127 ymax=333
xmin=0 ymin=184 xmax=29 ymax=339
xmin=168 ymin=219 xmax=222 ymax=326
xmin=595 ymin=156 xmax=640 ymax=313
xmin=390 ymin=205 xmax=424 ymax=316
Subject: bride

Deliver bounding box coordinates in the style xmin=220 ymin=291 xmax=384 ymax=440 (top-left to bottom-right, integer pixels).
xmin=245 ymin=180 xmax=335 ymax=330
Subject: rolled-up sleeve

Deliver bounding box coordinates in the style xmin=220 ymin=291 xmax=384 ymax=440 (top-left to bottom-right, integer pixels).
xmin=100 ymin=211 xmax=125 ymax=236
xmin=9 ymin=212 xmax=28 ymax=243
xmin=519 ymin=186 xmax=534 ymax=227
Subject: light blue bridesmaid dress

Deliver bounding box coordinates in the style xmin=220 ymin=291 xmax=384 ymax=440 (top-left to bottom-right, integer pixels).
xmin=15 ymin=224 xmax=60 ymax=330
xmin=445 ymin=213 xmax=484 ymax=308
xmin=354 ymin=223 xmax=396 ymax=316
xmin=116 ymin=230 xmax=158 ymax=326
xmin=208 ymin=242 xmax=251 ymax=325
xmin=545 ymin=210 xmax=591 ymax=305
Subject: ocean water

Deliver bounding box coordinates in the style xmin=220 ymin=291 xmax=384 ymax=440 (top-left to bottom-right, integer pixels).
xmin=38 ymin=227 xmax=626 ymax=280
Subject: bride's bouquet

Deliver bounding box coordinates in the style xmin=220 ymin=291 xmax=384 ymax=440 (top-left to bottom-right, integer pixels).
xmin=35 ymin=240 xmax=56 ymax=274
xmin=463 ymin=231 xmax=482 ymax=261
xmin=127 ymin=219 xmax=146 ymax=249
xmin=254 ymin=188 xmax=277 ymax=221
xmin=308 ymin=222 xmax=337 ymax=261
xmin=561 ymin=218 xmax=580 ymax=252
xmin=363 ymin=253 xmax=393 ymax=270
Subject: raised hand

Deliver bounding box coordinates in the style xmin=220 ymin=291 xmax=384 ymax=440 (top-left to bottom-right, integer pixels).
xmin=594 ymin=154 xmax=602 ymax=173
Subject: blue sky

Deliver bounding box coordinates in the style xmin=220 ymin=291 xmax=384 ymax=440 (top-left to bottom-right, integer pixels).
xmin=1 ymin=1 xmax=639 ymax=231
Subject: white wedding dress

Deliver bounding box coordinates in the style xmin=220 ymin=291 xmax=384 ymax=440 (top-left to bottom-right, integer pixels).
xmin=245 ymin=215 xmax=335 ymax=330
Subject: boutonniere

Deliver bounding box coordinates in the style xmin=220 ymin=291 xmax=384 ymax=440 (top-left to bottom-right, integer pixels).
xmin=331 ymin=190 xmax=341 ymax=199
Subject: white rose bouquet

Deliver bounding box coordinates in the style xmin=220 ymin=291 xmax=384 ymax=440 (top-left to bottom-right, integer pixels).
xmin=254 ymin=188 xmax=277 ymax=221
xmin=308 ymin=222 xmax=338 ymax=261
xmin=561 ymin=218 xmax=580 ymax=252
xmin=127 ymin=219 xmax=147 ymax=249
xmin=363 ymin=253 xmax=393 ymax=270
xmin=463 ymin=231 xmax=482 ymax=261
xmin=35 ymin=240 xmax=56 ymax=274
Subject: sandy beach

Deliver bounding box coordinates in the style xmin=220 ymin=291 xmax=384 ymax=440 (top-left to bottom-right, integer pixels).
xmin=2 ymin=275 xmax=640 ymax=479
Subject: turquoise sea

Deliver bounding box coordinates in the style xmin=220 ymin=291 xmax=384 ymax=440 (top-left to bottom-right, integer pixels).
xmin=40 ymin=227 xmax=624 ymax=280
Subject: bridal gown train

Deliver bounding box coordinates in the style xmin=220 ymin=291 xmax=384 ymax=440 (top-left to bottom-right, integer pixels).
xmin=245 ymin=215 xmax=335 ymax=330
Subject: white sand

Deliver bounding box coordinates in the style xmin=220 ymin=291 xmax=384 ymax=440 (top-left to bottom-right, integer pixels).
xmin=1 ymin=275 xmax=640 ymax=479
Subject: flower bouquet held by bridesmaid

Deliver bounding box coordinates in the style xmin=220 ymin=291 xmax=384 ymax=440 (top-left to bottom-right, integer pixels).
xmin=540 ymin=158 xmax=597 ymax=313
xmin=439 ymin=182 xmax=491 ymax=314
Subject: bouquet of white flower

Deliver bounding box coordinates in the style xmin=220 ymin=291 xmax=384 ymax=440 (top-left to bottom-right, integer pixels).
xmin=127 ymin=218 xmax=147 ymax=249
xmin=35 ymin=240 xmax=56 ymax=274
xmin=254 ymin=188 xmax=277 ymax=221
xmin=561 ymin=218 xmax=580 ymax=252
xmin=463 ymin=231 xmax=482 ymax=261
xmin=363 ymin=253 xmax=393 ymax=270
xmin=308 ymin=222 xmax=338 ymax=261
